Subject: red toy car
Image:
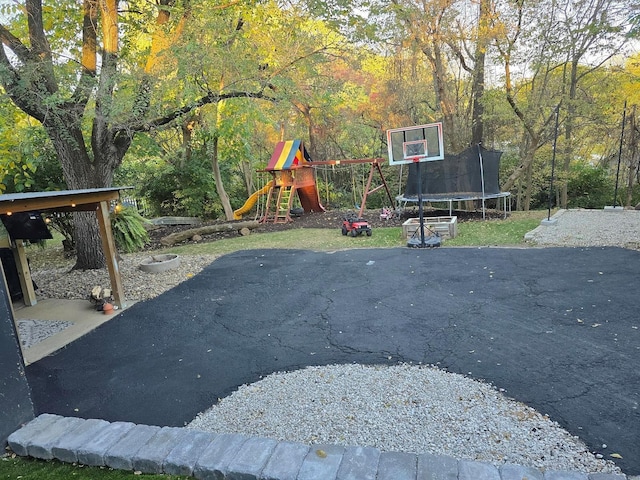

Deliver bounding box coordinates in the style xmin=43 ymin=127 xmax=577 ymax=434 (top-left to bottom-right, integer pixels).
xmin=342 ymin=215 xmax=372 ymax=237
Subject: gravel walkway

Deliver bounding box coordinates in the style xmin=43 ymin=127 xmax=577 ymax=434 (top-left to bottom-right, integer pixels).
xmin=29 ymin=252 xmax=218 ymax=302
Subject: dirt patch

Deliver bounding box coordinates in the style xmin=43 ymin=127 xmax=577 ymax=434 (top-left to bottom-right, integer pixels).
xmin=144 ymin=207 xmax=504 ymax=251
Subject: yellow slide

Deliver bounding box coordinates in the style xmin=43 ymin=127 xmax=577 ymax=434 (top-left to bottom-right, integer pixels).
xmin=233 ymin=181 xmax=274 ymax=220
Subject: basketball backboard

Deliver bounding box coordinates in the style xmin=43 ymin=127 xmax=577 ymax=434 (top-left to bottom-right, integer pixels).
xmin=386 ymin=123 xmax=444 ymax=165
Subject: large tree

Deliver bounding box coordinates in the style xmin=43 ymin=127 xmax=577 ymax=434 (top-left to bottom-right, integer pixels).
xmin=553 ymin=0 xmax=631 ymax=207
xmin=0 ymin=0 xmax=273 ymax=269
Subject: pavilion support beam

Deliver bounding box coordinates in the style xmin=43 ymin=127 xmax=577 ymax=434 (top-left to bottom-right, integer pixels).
xmin=96 ymin=201 xmax=125 ymax=308
xmin=11 ymin=241 xmax=37 ymax=306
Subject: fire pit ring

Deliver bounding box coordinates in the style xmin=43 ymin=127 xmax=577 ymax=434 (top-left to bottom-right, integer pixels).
xmin=139 ymin=254 xmax=180 ymax=273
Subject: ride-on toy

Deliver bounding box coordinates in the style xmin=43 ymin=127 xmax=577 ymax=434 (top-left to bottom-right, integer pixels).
xmin=342 ymin=214 xmax=372 ymax=237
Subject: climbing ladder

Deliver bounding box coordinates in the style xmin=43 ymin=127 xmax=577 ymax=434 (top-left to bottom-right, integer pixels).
xmin=261 ymin=185 xmax=295 ymax=223
xmin=277 ymin=186 xmax=293 ymax=222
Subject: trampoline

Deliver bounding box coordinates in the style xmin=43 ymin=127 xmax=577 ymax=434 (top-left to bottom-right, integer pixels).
xmin=398 ymin=191 xmax=511 ymax=218
xmin=397 ymin=145 xmax=511 ymax=218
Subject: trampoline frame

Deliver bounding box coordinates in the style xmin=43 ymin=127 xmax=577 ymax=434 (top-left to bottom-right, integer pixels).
xmin=397 ymin=191 xmax=512 ymax=219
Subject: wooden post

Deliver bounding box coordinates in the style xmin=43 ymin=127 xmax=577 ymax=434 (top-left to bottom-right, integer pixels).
xmin=96 ymin=201 xmax=125 ymax=308
xmin=358 ymin=160 xmax=396 ymax=218
xmin=11 ymin=240 xmax=37 ymax=306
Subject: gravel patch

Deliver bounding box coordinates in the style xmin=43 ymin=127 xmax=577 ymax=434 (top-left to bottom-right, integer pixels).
xmin=29 ymin=251 xmax=218 ymax=302
xmin=188 ymin=364 xmax=620 ymax=474
xmin=525 ymin=208 xmax=640 ymax=249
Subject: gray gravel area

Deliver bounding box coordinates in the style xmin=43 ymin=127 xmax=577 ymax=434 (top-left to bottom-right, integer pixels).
xmin=525 ymin=208 xmax=640 ymax=249
xmin=29 ymin=251 xmax=218 ymax=302
xmin=27 ymin=208 xmax=640 ymax=476
xmin=187 ymin=364 xmax=621 ymax=475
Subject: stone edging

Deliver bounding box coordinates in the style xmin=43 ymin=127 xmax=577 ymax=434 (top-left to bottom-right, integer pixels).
xmin=7 ymin=414 xmax=627 ymax=480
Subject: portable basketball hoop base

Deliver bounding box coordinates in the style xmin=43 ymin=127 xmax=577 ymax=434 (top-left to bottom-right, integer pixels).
xmin=405 ymin=158 xmax=441 ymax=248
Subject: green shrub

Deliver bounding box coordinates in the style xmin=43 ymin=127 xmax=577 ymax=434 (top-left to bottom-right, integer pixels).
xmin=110 ymin=205 xmax=150 ymax=253
xmin=566 ymin=163 xmax=614 ymax=209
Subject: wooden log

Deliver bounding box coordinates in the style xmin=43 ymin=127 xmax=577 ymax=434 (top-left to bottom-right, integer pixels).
xmin=160 ymin=220 xmax=259 ymax=246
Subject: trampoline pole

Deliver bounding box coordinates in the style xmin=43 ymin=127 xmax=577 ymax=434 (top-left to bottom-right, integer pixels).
xmin=478 ymin=144 xmax=486 ymax=220
xmin=613 ymin=101 xmax=627 ymax=209
xmin=548 ymin=103 xmax=560 ymax=221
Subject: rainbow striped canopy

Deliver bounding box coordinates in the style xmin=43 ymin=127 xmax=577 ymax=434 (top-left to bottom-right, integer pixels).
xmin=266 ymin=140 xmax=312 ymax=171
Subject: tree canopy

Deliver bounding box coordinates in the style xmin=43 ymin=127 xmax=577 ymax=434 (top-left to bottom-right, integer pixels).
xmin=0 ymin=0 xmax=639 ymax=267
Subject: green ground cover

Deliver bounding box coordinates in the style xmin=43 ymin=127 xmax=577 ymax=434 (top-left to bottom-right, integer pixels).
xmin=165 ymin=210 xmax=550 ymax=256
xmin=0 ymin=456 xmax=190 ymax=479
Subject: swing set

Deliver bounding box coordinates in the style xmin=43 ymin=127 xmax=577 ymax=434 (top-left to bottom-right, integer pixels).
xmin=234 ymin=140 xmax=395 ymax=222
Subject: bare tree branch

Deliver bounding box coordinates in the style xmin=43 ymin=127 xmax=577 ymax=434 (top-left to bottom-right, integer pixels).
xmin=0 ymin=24 xmax=32 ymax=63
xmin=114 ymin=89 xmax=277 ymax=135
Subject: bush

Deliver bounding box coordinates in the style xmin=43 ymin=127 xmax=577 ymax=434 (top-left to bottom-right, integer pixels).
xmin=135 ymin=157 xmax=223 ymax=219
xmin=110 ymin=205 xmax=150 ymax=253
xmin=566 ymin=163 xmax=614 ymax=209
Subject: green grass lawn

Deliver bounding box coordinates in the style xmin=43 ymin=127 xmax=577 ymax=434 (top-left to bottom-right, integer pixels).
xmin=0 ymin=455 xmax=191 ymax=479
xmin=164 ymin=210 xmax=550 ymax=256
xmin=444 ymin=211 xmax=547 ymax=247
xmin=4 ymin=209 xmax=551 ymax=479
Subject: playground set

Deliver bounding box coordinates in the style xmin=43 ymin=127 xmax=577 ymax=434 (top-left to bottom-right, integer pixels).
xmin=233 ymin=139 xmax=395 ymax=227
xmin=234 ymin=125 xmax=510 ymax=246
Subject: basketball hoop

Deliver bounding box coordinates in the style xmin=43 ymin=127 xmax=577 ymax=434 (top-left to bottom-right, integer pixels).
xmin=386 ymin=122 xmax=446 ymax=248
xmin=386 ymin=123 xmax=444 ymax=166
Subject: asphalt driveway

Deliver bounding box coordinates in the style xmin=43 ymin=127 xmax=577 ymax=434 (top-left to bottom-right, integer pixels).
xmin=26 ymin=247 xmax=640 ymax=475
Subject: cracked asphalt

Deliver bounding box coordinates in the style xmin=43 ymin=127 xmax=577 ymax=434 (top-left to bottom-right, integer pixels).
xmin=26 ymin=247 xmax=640 ymax=475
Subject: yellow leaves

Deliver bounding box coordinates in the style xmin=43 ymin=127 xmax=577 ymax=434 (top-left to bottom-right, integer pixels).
xmin=315 ymin=449 xmax=327 ymax=458
xmin=610 ymin=453 xmax=623 ymax=459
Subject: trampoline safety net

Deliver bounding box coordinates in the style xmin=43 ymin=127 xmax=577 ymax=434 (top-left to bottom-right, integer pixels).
xmin=404 ymin=145 xmax=503 ymax=197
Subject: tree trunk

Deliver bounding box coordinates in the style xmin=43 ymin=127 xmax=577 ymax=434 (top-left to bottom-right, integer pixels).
xmin=625 ymin=106 xmax=638 ymax=207
xmin=240 ymin=160 xmax=255 ymax=196
xmin=160 ymin=220 xmax=259 ymax=246
xmin=502 ymin=142 xmax=538 ymax=193
xmin=293 ymin=102 xmax=317 ymax=159
xmin=211 ymin=134 xmax=235 ymax=220
xmin=471 ymin=0 xmax=489 ymax=146
xmin=73 ymin=212 xmax=106 ymax=268
xmin=428 ymin=42 xmax=460 ymax=152
xmin=561 ymin=112 xmax=573 ymax=209
xmin=44 ymin=119 xmax=117 ymax=269
xmin=524 ymin=161 xmax=533 ymax=211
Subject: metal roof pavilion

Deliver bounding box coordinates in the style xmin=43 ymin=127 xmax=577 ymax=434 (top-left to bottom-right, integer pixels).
xmin=0 ymin=187 xmax=132 ymax=308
